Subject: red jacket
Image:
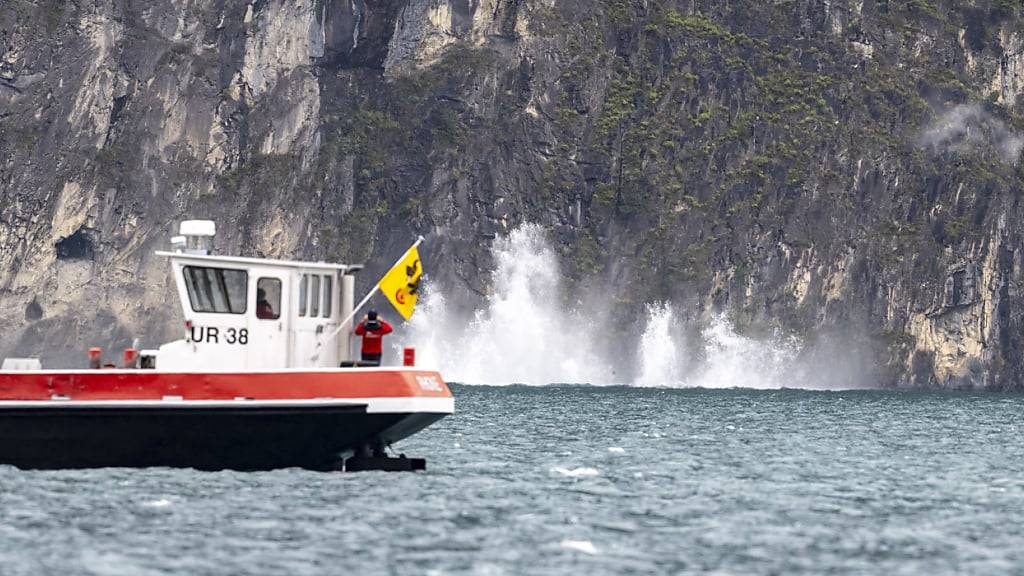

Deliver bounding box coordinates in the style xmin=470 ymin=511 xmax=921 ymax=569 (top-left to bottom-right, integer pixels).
xmin=355 ymin=320 xmax=393 ymax=354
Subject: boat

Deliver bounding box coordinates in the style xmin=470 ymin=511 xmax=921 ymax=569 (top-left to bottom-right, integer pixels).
xmin=0 ymin=221 xmax=453 ymax=471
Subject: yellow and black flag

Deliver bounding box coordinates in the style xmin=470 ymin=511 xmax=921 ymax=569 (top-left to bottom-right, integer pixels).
xmin=379 ymin=241 xmax=422 ymax=320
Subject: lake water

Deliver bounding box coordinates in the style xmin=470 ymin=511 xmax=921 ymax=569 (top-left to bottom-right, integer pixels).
xmin=1 ymin=385 xmax=1023 ymax=575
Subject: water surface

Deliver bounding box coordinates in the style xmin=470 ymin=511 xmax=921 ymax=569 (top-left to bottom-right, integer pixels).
xmin=1 ymin=385 xmax=1022 ymax=574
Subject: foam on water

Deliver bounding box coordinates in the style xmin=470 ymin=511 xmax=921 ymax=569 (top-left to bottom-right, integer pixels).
xmin=550 ymin=466 xmax=601 ymax=478
xmin=401 ymin=225 xmax=810 ymax=388
xmin=559 ymin=540 xmax=599 ymax=555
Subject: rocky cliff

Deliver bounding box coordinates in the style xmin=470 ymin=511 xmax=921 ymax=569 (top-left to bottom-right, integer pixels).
xmin=2 ymin=0 xmax=1024 ymax=387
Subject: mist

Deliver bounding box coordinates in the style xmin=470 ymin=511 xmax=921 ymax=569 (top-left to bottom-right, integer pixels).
xmin=919 ymin=103 xmax=1024 ymax=165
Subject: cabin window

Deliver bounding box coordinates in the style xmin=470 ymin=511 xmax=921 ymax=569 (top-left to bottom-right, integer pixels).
xmin=183 ymin=266 xmax=247 ymax=314
xmin=256 ymin=278 xmax=281 ymax=320
xmin=299 ymin=275 xmax=308 ymax=317
xmin=322 ymin=275 xmax=333 ymax=318
xmin=310 ymin=275 xmax=321 ymax=317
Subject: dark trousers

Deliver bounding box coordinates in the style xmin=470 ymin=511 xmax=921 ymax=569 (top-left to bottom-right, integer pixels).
xmin=360 ymin=352 xmax=382 ymax=366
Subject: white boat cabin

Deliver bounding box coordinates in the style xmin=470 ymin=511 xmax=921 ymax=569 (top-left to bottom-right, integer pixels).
xmin=150 ymin=221 xmax=360 ymax=370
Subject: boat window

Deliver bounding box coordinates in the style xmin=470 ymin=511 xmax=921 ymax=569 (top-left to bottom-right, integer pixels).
xmin=256 ymin=278 xmax=281 ymax=320
xmin=183 ymin=266 xmax=247 ymax=314
xmin=299 ymin=275 xmax=308 ymax=317
xmin=322 ymin=275 xmax=333 ymax=318
xmin=310 ymin=275 xmax=321 ymax=317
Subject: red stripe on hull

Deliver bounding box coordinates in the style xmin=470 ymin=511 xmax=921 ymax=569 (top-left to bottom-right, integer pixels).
xmin=0 ymin=370 xmax=451 ymax=402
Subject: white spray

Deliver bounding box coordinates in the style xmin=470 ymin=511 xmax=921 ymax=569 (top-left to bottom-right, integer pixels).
xmin=632 ymin=304 xmax=803 ymax=388
xmin=635 ymin=303 xmax=684 ymax=387
xmin=692 ymin=316 xmax=801 ymax=389
xmin=401 ymin=225 xmax=615 ymax=385
xmin=399 ymin=225 xmax=826 ymax=388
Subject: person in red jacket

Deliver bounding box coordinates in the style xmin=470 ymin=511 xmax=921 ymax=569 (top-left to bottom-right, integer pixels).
xmin=354 ymin=310 xmax=393 ymax=366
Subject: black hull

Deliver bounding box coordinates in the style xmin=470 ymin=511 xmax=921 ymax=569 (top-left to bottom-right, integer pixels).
xmin=0 ymin=405 xmax=446 ymax=471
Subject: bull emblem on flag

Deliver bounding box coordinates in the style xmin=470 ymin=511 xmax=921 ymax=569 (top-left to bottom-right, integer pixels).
xmin=407 ymin=259 xmax=420 ymax=295
xmin=379 ymin=241 xmax=424 ymax=320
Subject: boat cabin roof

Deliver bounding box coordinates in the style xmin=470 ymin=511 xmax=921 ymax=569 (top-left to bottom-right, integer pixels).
xmin=155 ymin=251 xmax=362 ymax=273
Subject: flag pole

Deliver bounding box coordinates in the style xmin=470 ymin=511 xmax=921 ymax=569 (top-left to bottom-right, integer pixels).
xmin=341 ymin=284 xmax=381 ymax=333
xmin=312 ymin=236 xmax=425 ymax=361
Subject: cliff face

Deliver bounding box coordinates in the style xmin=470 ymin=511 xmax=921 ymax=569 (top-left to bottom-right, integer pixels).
xmin=2 ymin=0 xmax=1024 ymax=387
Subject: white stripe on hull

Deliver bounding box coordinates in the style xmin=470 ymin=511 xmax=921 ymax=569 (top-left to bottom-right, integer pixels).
xmin=0 ymin=397 xmax=455 ymax=414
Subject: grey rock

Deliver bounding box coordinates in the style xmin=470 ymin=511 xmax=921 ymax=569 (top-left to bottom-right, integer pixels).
xmin=2 ymin=0 xmax=1024 ymax=388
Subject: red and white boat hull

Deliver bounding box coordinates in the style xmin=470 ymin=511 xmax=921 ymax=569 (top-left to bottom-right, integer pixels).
xmin=0 ymin=368 xmax=452 ymax=471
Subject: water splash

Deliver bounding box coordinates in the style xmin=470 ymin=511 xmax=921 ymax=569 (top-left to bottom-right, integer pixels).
xmin=634 ymin=304 xmax=802 ymax=389
xmin=693 ymin=315 xmax=801 ymax=389
xmin=399 ymin=225 xmax=819 ymax=388
xmin=401 ymin=225 xmax=615 ymax=385
xmin=635 ymin=303 xmax=684 ymax=387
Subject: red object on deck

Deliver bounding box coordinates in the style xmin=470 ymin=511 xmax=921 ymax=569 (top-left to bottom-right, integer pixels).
xmin=88 ymin=348 xmax=102 ymax=370
xmin=123 ymin=349 xmax=139 ymax=369
xmin=403 ymin=347 xmax=416 ymax=367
